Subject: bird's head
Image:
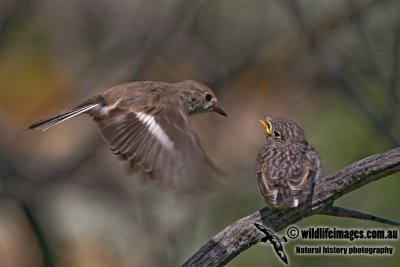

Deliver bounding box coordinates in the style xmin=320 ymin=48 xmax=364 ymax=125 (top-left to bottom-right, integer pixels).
xmin=259 ymin=116 xmax=307 ymax=146
xmin=177 ymin=80 xmax=227 ymax=117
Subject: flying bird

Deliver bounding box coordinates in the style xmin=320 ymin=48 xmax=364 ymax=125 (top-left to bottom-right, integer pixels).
xmin=29 ymin=80 xmax=227 ymax=193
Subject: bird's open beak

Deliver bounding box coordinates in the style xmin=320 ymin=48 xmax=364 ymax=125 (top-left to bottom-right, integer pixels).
xmin=260 ymin=119 xmax=272 ymax=135
xmin=213 ymin=105 xmax=227 ymax=117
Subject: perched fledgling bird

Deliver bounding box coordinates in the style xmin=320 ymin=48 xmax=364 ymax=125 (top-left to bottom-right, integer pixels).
xmin=256 ymin=116 xmax=320 ymax=208
xmin=29 ymin=80 xmax=227 ymax=193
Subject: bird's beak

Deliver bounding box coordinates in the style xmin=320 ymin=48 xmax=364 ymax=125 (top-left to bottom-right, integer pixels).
xmin=213 ymin=105 xmax=227 ymax=117
xmin=260 ymin=119 xmax=272 ymax=136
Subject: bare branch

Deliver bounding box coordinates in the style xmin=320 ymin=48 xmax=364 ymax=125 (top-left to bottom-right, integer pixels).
xmin=320 ymin=205 xmax=400 ymax=226
xmin=182 ymin=147 xmax=400 ymax=267
xmin=20 ymin=201 xmax=55 ymax=267
xmin=388 ymin=19 xmax=400 ymax=118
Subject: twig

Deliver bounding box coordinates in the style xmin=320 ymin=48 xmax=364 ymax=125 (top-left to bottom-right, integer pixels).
xmin=279 ymin=0 xmax=400 ymax=147
xmin=182 ymin=147 xmax=400 ymax=267
xmin=320 ymin=205 xmax=400 ymax=226
xmin=388 ymin=19 xmax=400 ymax=119
xmin=20 ymin=202 xmax=55 ymax=267
xmin=346 ymin=0 xmax=386 ymax=88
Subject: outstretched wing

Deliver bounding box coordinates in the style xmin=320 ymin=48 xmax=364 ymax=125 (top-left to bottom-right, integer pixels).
xmin=94 ymin=93 xmax=221 ymax=193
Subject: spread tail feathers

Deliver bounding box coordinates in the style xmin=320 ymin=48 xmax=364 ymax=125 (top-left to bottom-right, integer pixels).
xmin=28 ymin=103 xmax=100 ymax=131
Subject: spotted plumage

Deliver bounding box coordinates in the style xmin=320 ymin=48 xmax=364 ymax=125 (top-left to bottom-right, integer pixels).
xmin=29 ymin=80 xmax=227 ymax=193
xmin=256 ymin=116 xmax=320 ymax=208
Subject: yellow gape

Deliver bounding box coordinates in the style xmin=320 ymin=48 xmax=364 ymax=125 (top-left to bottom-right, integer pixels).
xmin=260 ymin=119 xmax=271 ymax=136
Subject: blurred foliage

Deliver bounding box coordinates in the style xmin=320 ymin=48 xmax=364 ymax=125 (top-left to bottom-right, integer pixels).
xmin=0 ymin=0 xmax=399 ymax=267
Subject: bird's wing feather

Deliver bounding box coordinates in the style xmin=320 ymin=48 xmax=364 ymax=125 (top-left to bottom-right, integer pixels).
xmin=257 ymin=146 xmax=318 ymax=207
xmin=256 ymin=147 xmax=279 ymax=200
xmin=287 ymin=166 xmax=311 ymax=193
xmin=287 ymin=149 xmax=319 ymax=193
xmin=94 ymin=94 xmax=221 ymax=193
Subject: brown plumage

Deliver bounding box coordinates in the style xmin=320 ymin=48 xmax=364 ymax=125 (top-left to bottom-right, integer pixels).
xmin=256 ymin=116 xmax=320 ymax=209
xmin=29 ymin=80 xmax=227 ymax=193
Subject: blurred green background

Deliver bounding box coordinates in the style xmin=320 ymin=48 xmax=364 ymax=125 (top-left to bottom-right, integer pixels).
xmin=0 ymin=0 xmax=399 ymax=266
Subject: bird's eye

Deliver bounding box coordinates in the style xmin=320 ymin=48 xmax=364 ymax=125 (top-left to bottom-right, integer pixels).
xmin=273 ymin=131 xmax=281 ymax=138
xmin=205 ymin=93 xmax=212 ymax=102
